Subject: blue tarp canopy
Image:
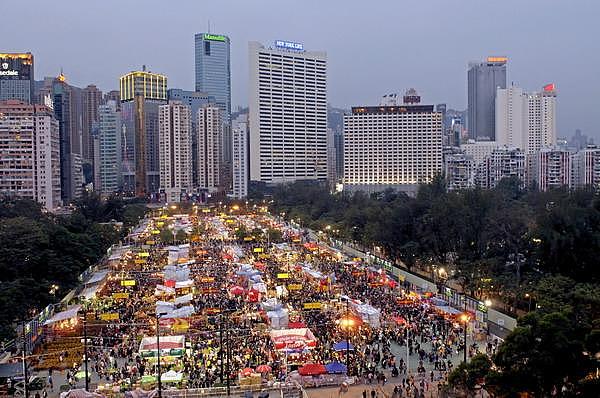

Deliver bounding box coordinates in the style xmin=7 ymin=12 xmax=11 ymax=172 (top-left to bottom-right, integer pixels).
xmin=333 ymin=341 xmax=354 ymax=351
xmin=325 ymin=362 xmax=347 ymax=374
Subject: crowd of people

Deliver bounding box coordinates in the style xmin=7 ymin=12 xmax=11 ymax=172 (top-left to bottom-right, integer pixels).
xmin=38 ymin=212 xmax=495 ymax=398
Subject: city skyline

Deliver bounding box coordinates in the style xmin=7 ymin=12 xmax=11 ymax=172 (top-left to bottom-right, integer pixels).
xmin=2 ymin=0 xmax=599 ymax=139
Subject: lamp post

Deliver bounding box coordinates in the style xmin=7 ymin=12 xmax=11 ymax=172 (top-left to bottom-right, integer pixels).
xmin=525 ymin=293 xmax=532 ymax=312
xmin=82 ymin=315 xmax=89 ymax=391
xmin=339 ymin=297 xmax=352 ymax=375
xmin=21 ymin=320 xmax=29 ymax=398
xmin=460 ymin=314 xmax=469 ymax=364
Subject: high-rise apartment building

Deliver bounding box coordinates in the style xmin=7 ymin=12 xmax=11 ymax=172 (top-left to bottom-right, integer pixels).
xmin=0 ymin=53 xmax=34 ymax=103
xmin=476 ymin=147 xmax=526 ymax=189
xmin=571 ymin=146 xmax=600 ymax=189
xmin=119 ymin=69 xmax=167 ymax=196
xmin=343 ymin=95 xmax=443 ymax=195
xmin=444 ymin=153 xmax=474 ymax=190
xmin=97 ymin=101 xmax=122 ymax=195
xmin=467 ymin=56 xmax=507 ymax=140
xmin=461 ymin=140 xmax=500 ymax=167
xmin=249 ymin=40 xmax=328 ymax=183
xmin=159 ymin=101 xmax=193 ymax=202
xmin=103 ymin=90 xmax=120 ymax=109
xmin=496 ymin=84 xmax=557 ymax=154
xmin=197 ymin=105 xmax=222 ymax=192
xmin=0 ymin=100 xmax=61 ymax=209
xmin=232 ymin=114 xmax=248 ymax=199
xmin=534 ymin=147 xmax=572 ymax=191
xmin=167 ymin=89 xmax=214 ymax=187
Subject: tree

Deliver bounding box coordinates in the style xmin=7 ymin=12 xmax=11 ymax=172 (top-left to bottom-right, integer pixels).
xmin=448 ymin=354 xmax=492 ymax=393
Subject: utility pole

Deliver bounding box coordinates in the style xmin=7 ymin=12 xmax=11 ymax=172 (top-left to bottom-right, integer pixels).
xmin=225 ymin=317 xmax=231 ymax=397
xmin=21 ymin=321 xmax=29 ymax=398
xmin=156 ymin=313 xmax=163 ymax=398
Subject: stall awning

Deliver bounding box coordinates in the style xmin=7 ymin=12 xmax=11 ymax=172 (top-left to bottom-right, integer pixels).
xmin=43 ymin=305 xmax=81 ymax=326
xmin=80 ymin=284 xmax=102 ymax=300
xmin=435 ymin=305 xmax=462 ymax=315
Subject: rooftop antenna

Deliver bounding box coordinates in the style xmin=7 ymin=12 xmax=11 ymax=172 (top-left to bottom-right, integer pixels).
xmin=208 ymin=20 xmax=211 ymax=34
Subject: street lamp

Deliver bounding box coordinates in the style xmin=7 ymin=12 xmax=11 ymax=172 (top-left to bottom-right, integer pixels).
xmin=525 ymin=293 xmax=532 ymax=312
xmin=339 ymin=298 xmax=355 ymax=375
xmin=460 ymin=314 xmax=470 ymax=363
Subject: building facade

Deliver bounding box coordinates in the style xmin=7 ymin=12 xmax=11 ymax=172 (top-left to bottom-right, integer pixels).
xmin=232 ymin=114 xmax=248 ymax=199
xmin=496 ymin=84 xmax=557 ymax=154
xmin=194 ymin=33 xmax=231 ymax=122
xmin=0 ymin=100 xmax=61 ymax=209
xmin=82 ymin=84 xmax=102 ymax=184
xmin=571 ymin=146 xmax=600 ymax=189
xmin=97 ymin=101 xmax=122 ymax=195
xmin=119 ymin=69 xmax=167 ymax=196
xmin=249 ymin=40 xmax=328 ymax=183
xmin=52 ymin=73 xmax=83 ymax=202
xmin=158 ymin=101 xmax=193 ymax=202
xmin=534 ymin=148 xmax=572 ymax=191
xmin=476 ymin=147 xmax=526 ymax=189
xmin=461 ymin=140 xmax=500 ymax=167
xmin=0 ymin=53 xmax=34 ymax=104
xmin=197 ymin=105 xmax=222 ymax=192
xmin=343 ymin=101 xmax=443 ymax=194
xmin=467 ymin=56 xmax=507 ymax=140
xmin=444 ymin=153 xmax=474 ymax=190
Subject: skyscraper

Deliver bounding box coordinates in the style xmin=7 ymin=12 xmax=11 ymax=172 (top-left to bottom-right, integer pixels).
xmin=197 ymin=105 xmax=222 ymax=192
xmin=194 ymin=33 xmax=231 ymax=122
xmin=159 ymin=101 xmax=193 ymax=202
xmin=248 ymin=40 xmax=328 ymax=183
xmin=343 ymin=92 xmax=443 ymax=195
xmin=52 ymin=73 xmax=83 ymax=202
xmin=0 ymin=53 xmax=34 ymax=103
xmin=119 ymin=69 xmax=167 ymax=196
xmin=467 ymin=56 xmax=507 ymax=140
xmin=232 ymin=114 xmax=248 ymax=199
xmin=496 ymin=84 xmax=557 ymax=154
xmin=82 ymin=84 xmax=102 ymax=183
xmin=97 ymin=101 xmax=122 ymax=195
xmin=0 ymin=100 xmax=61 ymax=209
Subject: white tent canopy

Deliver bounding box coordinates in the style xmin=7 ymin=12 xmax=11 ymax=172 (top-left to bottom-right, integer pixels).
xmin=44 ymin=305 xmax=81 ymax=326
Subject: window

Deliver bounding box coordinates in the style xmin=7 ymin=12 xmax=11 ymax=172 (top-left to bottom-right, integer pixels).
xmin=204 ymin=41 xmax=211 ymax=56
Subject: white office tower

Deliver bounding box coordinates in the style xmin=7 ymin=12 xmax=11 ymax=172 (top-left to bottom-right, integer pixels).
xmin=343 ymin=95 xmax=443 ymax=195
xmin=248 ymin=41 xmax=327 ymax=183
xmin=571 ymin=146 xmax=600 ymax=189
xmin=0 ymin=100 xmax=61 ymax=209
xmin=444 ymin=153 xmax=474 ymax=190
xmin=476 ymin=147 xmax=526 ymax=189
xmin=232 ymin=114 xmax=248 ymax=199
xmin=496 ymin=84 xmax=557 ymax=154
xmin=533 ymin=147 xmax=572 ymax=191
xmin=197 ymin=105 xmax=222 ymax=192
xmin=97 ymin=101 xmax=122 ymax=195
xmin=159 ymin=101 xmax=193 ymax=202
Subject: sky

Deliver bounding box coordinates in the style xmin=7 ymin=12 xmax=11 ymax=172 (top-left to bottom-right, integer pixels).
xmin=3 ymin=0 xmax=599 ymax=139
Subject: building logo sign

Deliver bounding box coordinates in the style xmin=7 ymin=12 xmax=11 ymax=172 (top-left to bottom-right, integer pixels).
xmin=0 ymin=62 xmax=18 ymax=76
xmin=275 ymin=40 xmax=304 ymax=51
xmin=203 ymin=33 xmax=227 ymax=42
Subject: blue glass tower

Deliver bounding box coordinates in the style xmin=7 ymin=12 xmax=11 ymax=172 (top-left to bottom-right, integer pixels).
xmin=194 ymin=33 xmax=231 ymax=123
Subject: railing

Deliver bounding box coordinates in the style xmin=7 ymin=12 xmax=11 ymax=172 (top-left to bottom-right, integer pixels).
xmin=117 ymin=382 xmax=305 ymax=398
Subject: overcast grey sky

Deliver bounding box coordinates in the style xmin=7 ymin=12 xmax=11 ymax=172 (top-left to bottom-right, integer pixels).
xmin=3 ymin=0 xmax=599 ymax=139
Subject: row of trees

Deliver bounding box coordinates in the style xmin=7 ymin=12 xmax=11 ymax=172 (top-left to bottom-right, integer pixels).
xmin=0 ymin=194 xmax=146 ymax=341
xmin=271 ymin=178 xmax=600 ymax=303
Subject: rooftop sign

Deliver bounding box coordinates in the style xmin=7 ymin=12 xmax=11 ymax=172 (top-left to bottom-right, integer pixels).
xmin=486 ymin=56 xmax=508 ymax=63
xmin=275 ymin=40 xmax=304 ymax=51
xmin=204 ymin=33 xmax=227 ymax=42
